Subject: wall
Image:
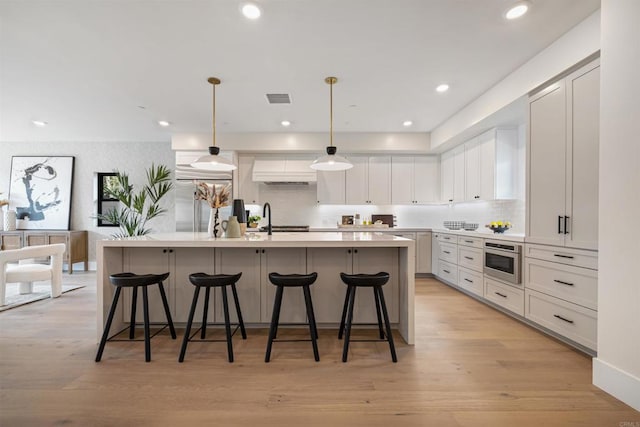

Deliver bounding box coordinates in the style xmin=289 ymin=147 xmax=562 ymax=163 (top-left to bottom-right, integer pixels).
xmin=430 ymin=10 xmax=601 ymax=150
xmin=593 ymin=0 xmax=640 ymax=411
xmin=0 ymin=141 xmax=175 ymax=265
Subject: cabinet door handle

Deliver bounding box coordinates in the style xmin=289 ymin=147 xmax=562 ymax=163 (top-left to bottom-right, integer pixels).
xmin=564 ymin=216 xmax=570 ymax=235
xmin=354 ymin=249 xmax=358 ymax=254
xmin=261 ymin=249 xmax=265 ymax=254
xmin=448 ymin=199 xmax=453 ymax=202
xmin=163 ymin=249 xmax=167 ymax=253
xmin=442 ymin=269 xmax=450 ymax=274
xmin=464 ymin=278 xmax=473 ymax=283
xmin=443 ymin=250 xmax=451 ymax=254
xmin=558 ymin=215 xmax=563 ymax=234
xmin=474 ymin=195 xmax=480 ymax=199
xmin=554 ymin=254 xmax=575 ymax=259
xmin=169 ymin=249 xmax=173 ymax=253
xmin=464 ymin=256 xmax=473 ymax=260
xmin=553 ymin=279 xmax=574 ymax=286
xmin=256 ymin=249 xmax=259 ymax=254
xmin=464 ymin=240 xmax=474 ymax=244
xmin=495 ymin=292 xmax=507 ymax=298
xmin=347 ymin=249 xmax=351 ymax=254
xmin=554 ymin=314 xmax=574 ymax=324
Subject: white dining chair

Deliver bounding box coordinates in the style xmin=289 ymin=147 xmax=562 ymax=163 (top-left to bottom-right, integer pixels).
xmin=0 ymin=243 xmax=66 ymax=306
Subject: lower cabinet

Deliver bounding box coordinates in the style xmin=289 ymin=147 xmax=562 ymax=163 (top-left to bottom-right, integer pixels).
xmin=457 ymin=267 xmax=483 ymax=296
xmin=416 ymin=232 xmax=432 ymax=274
xmin=483 ymin=277 xmax=524 ymax=316
xmin=307 ymin=247 xmax=399 ymax=324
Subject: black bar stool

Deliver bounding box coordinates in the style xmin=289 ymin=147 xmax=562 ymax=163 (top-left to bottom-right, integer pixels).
xmin=338 ymin=272 xmax=397 ymax=363
xmin=95 ymin=272 xmax=176 ymax=363
xmin=265 ymin=272 xmax=319 ymax=362
xmin=179 ymin=272 xmax=246 ymax=363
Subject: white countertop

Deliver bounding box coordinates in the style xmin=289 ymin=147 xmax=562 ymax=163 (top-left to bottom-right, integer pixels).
xmin=431 ymin=228 xmax=525 ymax=242
xmin=97 ymin=231 xmax=415 ymax=248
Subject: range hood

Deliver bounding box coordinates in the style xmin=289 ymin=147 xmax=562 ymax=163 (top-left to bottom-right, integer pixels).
xmin=252 ymin=158 xmax=317 ymax=184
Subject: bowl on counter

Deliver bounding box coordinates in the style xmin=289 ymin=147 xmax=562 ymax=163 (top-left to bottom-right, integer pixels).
xmin=462 ymin=222 xmax=479 ymax=231
xmin=443 ymin=221 xmax=464 ymax=230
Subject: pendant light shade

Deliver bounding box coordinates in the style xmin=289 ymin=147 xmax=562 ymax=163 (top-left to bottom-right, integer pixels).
xmin=191 ymin=77 xmax=237 ymax=171
xmin=310 ymin=76 xmax=353 ymax=171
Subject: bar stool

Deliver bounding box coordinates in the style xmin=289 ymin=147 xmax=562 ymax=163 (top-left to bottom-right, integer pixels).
xmin=179 ymin=272 xmax=246 ymax=363
xmin=338 ymin=272 xmax=397 ymax=363
xmin=95 ymin=272 xmax=176 ymax=363
xmin=265 ymin=272 xmax=319 ymax=362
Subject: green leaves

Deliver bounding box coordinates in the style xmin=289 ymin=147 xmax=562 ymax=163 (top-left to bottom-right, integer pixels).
xmin=94 ymin=163 xmax=174 ymax=237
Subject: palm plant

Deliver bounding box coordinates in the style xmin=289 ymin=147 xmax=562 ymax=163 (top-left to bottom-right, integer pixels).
xmin=96 ymin=164 xmax=173 ymax=237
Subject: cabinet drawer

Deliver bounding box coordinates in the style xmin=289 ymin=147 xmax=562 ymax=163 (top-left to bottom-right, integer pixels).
xmin=437 ymin=233 xmax=456 ymax=244
xmin=525 ymin=243 xmax=597 ymax=270
xmin=438 ymin=242 xmax=457 ymax=264
xmin=525 ymin=289 xmax=597 ymax=350
xmin=438 ymin=260 xmax=458 ymax=284
xmin=484 ymin=277 xmax=524 ymax=316
xmin=457 ymin=236 xmax=483 ymax=249
xmin=458 ymin=246 xmax=483 ymax=272
xmin=525 ymin=258 xmax=597 ymax=310
xmin=457 ymin=267 xmax=483 ymax=297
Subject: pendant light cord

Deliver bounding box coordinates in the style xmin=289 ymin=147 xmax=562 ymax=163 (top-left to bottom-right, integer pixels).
xmin=329 ymin=78 xmax=333 ymax=148
xmin=212 ymin=81 xmax=216 ymax=148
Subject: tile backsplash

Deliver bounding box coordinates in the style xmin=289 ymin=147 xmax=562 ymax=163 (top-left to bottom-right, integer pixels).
xmin=245 ymin=183 xmax=525 ymax=233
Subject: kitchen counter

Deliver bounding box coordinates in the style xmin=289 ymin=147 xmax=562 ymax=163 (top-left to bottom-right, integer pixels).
xmin=431 ymin=228 xmax=525 ymax=242
xmin=96 ymin=232 xmax=415 ymax=344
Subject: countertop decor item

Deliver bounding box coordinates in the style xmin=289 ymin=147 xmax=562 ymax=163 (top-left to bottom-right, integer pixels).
xmin=443 ymin=221 xmax=464 ymax=230
xmin=194 ymin=181 xmax=231 ymax=238
xmin=462 ymin=222 xmax=479 ymax=231
xmin=310 ymin=77 xmax=353 ymax=171
xmin=248 ymin=215 xmax=261 ymax=228
xmin=486 ymin=221 xmax=512 ymax=233
xmin=94 ymin=164 xmax=173 ymax=237
xmin=190 ymin=77 xmax=237 ymax=171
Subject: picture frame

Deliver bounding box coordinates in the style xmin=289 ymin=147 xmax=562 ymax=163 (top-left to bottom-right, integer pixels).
xmin=8 ymin=156 xmax=75 ymax=230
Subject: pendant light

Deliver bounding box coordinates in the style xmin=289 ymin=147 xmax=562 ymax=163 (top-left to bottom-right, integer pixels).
xmin=310 ymin=76 xmax=353 ymax=171
xmin=191 ymin=77 xmax=237 ymax=171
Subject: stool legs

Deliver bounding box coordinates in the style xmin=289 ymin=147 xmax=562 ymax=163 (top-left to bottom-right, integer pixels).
xmin=375 ymin=285 xmax=397 ymax=363
xmin=95 ymin=287 xmax=122 ymax=362
xmin=373 ymin=287 xmax=384 ymax=339
xmin=157 ymin=281 xmax=176 ymax=339
xmin=221 ymin=286 xmax=234 ymax=362
xmin=178 ymin=286 xmax=200 ymax=363
xmin=341 ymin=285 xmax=357 ymax=362
xmin=338 ymin=285 xmax=353 ymax=339
xmin=130 ymin=287 xmax=137 ymax=339
xmin=302 ymin=285 xmax=320 ymax=362
xmin=231 ymin=284 xmax=247 ymax=339
xmin=265 ymin=286 xmax=284 ymax=362
xmin=142 ymin=286 xmax=151 ymax=362
xmin=201 ymin=287 xmax=211 ymax=339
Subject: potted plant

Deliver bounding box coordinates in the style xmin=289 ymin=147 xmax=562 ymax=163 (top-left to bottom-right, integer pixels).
xmin=248 ymin=215 xmax=261 ymax=229
xmin=95 ymin=164 xmax=173 ymax=237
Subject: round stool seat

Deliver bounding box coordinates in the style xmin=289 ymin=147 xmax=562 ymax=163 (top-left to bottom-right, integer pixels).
xmin=339 ymin=272 xmax=389 ymax=287
xmin=268 ymin=272 xmax=318 ymax=287
xmin=188 ymin=272 xmax=242 ymax=287
xmin=109 ymin=272 xmax=170 ymax=287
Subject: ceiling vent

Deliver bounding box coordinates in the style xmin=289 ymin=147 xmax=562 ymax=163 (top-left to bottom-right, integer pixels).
xmin=266 ymin=93 xmax=291 ymax=104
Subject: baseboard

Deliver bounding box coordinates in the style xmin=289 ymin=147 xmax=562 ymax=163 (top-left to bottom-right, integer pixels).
xmin=593 ymin=358 xmax=640 ymax=411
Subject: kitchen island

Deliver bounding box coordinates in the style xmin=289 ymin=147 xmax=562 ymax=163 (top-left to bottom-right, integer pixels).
xmin=96 ymin=232 xmax=415 ymax=344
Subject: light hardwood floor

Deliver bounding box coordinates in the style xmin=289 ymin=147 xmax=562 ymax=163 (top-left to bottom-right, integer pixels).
xmin=0 ymin=272 xmax=637 ymax=426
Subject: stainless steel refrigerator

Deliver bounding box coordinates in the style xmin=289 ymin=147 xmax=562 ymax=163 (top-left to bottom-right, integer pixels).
xmin=174 ymin=154 xmax=233 ymax=232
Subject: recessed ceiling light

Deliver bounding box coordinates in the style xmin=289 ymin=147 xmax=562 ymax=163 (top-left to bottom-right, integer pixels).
xmin=436 ymin=84 xmax=449 ymax=93
xmin=242 ymin=3 xmax=261 ymax=19
xmin=32 ymin=120 xmax=48 ymax=127
xmin=403 ymin=120 xmax=413 ymax=127
xmin=281 ymin=120 xmax=291 ymax=127
xmin=158 ymin=120 xmax=170 ymax=127
xmin=505 ymin=1 xmax=529 ymax=20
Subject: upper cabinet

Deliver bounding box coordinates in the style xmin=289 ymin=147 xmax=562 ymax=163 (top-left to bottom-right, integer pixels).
xmin=237 ymin=155 xmax=260 ymax=204
xmin=441 ymin=128 xmax=521 ymax=203
xmin=440 ymin=145 xmax=465 ymax=203
xmin=391 ymin=156 xmax=440 ymax=204
xmin=317 ymin=170 xmax=346 ymax=204
xmin=527 ymin=58 xmax=600 ymax=250
xmin=345 ymin=156 xmax=391 ymax=204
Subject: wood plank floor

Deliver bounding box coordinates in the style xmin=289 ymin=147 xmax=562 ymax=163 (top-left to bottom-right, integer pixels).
xmin=0 ymin=272 xmax=637 ymax=426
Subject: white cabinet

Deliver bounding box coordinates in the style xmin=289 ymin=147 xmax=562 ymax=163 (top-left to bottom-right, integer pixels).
xmin=316 ymin=170 xmax=346 ymax=204
xmin=527 ymin=59 xmax=600 ymax=250
xmin=484 ymin=276 xmax=524 ymax=316
xmin=237 ymin=155 xmax=260 ymax=204
xmin=416 ymin=232 xmax=432 ymax=274
xmin=307 ymin=247 xmax=399 ymax=324
xmin=465 ymin=128 xmax=520 ymax=201
xmin=214 ymin=248 xmax=262 ymax=323
xmin=391 ymin=156 xmax=439 ymax=204
xmin=346 ymin=156 xmax=391 ymax=204
xmin=440 ymin=145 xmax=465 ymax=203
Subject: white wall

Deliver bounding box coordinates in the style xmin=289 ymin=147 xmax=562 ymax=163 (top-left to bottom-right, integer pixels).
xmin=0 ymin=141 xmax=175 ymax=264
xmin=592 ymin=0 xmax=640 ymax=411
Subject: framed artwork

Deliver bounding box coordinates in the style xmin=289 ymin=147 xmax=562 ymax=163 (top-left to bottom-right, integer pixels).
xmin=8 ymin=156 xmax=75 ymax=230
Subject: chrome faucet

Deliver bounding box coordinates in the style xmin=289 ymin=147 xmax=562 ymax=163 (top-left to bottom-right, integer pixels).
xmin=263 ymin=202 xmax=272 ymax=235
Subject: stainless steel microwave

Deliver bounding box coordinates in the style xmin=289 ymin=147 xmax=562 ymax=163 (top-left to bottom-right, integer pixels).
xmin=484 ymin=240 xmax=522 ymax=285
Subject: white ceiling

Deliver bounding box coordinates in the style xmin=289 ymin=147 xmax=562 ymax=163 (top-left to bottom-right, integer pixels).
xmin=0 ymin=0 xmax=600 ymax=143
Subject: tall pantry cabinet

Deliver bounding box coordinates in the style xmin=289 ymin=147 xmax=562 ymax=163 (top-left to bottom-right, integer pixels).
xmin=527 ymin=58 xmax=600 ymax=250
